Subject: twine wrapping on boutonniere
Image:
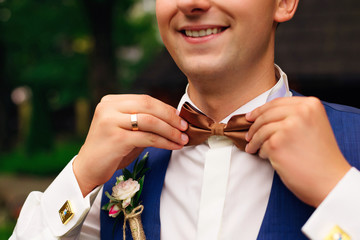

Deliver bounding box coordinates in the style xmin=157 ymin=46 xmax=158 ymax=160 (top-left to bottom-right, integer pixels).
xmin=102 ymin=152 xmax=150 ymax=240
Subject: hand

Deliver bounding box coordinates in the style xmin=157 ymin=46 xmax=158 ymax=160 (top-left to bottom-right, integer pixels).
xmin=73 ymin=95 xmax=188 ymax=196
xmin=245 ymin=96 xmax=351 ymax=207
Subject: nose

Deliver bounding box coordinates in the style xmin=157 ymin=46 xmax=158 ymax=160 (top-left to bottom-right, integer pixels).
xmin=176 ymin=0 xmax=211 ymax=15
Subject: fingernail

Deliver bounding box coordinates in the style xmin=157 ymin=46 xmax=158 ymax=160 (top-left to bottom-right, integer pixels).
xmin=245 ymin=112 xmax=251 ymax=119
xmin=245 ymin=144 xmax=249 ymax=153
xmin=181 ymin=133 xmax=188 ymax=144
xmin=181 ymin=119 xmax=188 ymax=130
xmin=176 ymin=110 xmax=180 ymax=116
xmin=245 ymin=132 xmax=249 ymax=141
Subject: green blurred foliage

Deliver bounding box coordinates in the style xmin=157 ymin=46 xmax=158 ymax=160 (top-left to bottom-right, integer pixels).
xmin=114 ymin=2 xmax=162 ymax=88
xmin=1 ymin=0 xmax=161 ymax=107
xmin=0 ymin=1 xmax=162 ymax=235
xmin=0 ymin=138 xmax=83 ymax=175
xmin=1 ymin=0 xmax=90 ymax=154
xmin=0 ymin=0 xmax=162 ymax=170
xmin=0 ymin=219 xmax=15 ymax=240
xmin=2 ymin=0 xmax=89 ymax=103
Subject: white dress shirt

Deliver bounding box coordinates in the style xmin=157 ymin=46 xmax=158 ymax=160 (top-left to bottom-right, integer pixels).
xmin=160 ymin=65 xmax=292 ymax=240
xmin=10 ymin=65 xmax=360 ymax=240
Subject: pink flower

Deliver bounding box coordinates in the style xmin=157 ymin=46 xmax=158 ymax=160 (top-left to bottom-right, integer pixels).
xmin=112 ymin=178 xmax=140 ymax=204
xmin=109 ymin=205 xmax=121 ymax=218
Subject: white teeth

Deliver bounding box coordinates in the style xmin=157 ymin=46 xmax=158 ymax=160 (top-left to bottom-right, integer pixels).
xmin=199 ymin=29 xmax=206 ymax=37
xmin=184 ymin=28 xmax=223 ymax=38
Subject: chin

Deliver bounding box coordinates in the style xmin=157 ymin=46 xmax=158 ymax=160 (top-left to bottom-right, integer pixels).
xmin=177 ymin=58 xmax=227 ymax=80
xmin=182 ymin=66 xmax=225 ymax=82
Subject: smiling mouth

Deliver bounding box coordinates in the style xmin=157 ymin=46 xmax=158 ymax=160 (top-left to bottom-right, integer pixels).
xmin=181 ymin=27 xmax=227 ymax=38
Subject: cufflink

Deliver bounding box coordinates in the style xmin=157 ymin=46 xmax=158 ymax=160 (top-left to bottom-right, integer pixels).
xmin=59 ymin=200 xmax=74 ymax=225
xmin=324 ymin=225 xmax=350 ymax=240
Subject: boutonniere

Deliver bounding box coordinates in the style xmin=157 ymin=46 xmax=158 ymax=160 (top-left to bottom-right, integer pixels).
xmin=102 ymin=152 xmax=150 ymax=240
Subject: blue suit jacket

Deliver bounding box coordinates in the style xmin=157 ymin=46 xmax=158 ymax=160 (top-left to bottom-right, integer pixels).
xmin=100 ymin=95 xmax=360 ymax=239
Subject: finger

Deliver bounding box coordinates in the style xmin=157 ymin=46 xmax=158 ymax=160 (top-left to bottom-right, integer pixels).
xmin=257 ymin=135 xmax=277 ymax=160
xmin=246 ymin=96 xmax=306 ymax=122
xmin=246 ymin=121 xmax=282 ymax=154
xmin=246 ymin=105 xmax=292 ymax=141
xmin=258 ymin=143 xmax=272 ymax=160
xmin=258 ymin=146 xmax=269 ymax=160
xmin=128 ymin=131 xmax=185 ymax=150
xmin=257 ymin=132 xmax=284 ymax=160
xmin=101 ymin=94 xmax=187 ymax=131
xmin=123 ymin=113 xmax=189 ymax=145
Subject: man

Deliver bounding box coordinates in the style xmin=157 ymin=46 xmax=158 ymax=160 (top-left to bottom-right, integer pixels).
xmin=11 ymin=0 xmax=360 ymax=239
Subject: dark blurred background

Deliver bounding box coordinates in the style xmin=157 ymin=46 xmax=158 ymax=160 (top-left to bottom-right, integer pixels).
xmin=276 ymin=1 xmax=360 ymax=108
xmin=0 ymin=0 xmax=359 ymax=238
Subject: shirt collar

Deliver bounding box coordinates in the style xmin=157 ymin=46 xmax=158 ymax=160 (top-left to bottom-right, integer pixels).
xmin=178 ymin=64 xmax=292 ymax=123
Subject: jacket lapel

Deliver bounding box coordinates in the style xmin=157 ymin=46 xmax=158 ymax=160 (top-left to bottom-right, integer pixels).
xmin=256 ymin=172 xmax=315 ymax=239
xmin=140 ymin=148 xmax=172 ymax=240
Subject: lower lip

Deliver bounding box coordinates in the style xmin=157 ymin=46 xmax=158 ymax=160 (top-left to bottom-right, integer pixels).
xmin=181 ymin=30 xmax=224 ymax=44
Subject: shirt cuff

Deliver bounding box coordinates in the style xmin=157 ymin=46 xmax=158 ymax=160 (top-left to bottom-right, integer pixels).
xmin=41 ymin=157 xmax=101 ymax=237
xmin=302 ymin=167 xmax=360 ymax=239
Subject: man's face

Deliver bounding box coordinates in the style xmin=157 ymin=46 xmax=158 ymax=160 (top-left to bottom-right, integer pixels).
xmin=156 ymin=0 xmax=278 ymax=80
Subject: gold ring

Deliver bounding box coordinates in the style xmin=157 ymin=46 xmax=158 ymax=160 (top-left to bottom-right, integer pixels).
xmin=131 ymin=114 xmax=139 ymax=131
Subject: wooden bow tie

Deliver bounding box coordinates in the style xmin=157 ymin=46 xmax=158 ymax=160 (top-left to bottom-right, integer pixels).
xmin=179 ymin=102 xmax=252 ymax=151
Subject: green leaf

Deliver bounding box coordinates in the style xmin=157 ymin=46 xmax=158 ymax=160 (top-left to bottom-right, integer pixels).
xmin=101 ymin=202 xmax=111 ymax=210
xmin=137 ymin=167 xmax=150 ymax=180
xmin=133 ymin=152 xmax=148 ymax=177
xmin=102 ymin=201 xmax=117 ymax=211
xmin=137 ymin=158 xmax=146 ymax=173
xmin=135 ymin=153 xmax=149 ymax=179
xmin=134 ymin=175 xmax=145 ymax=205
xmin=123 ymin=168 xmax=133 ymax=180
xmin=105 ymin=191 xmax=120 ymax=202
xmin=126 ymin=203 xmax=134 ymax=213
xmin=133 ymin=157 xmax=140 ymax=176
xmin=108 ymin=202 xmax=116 ymax=208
